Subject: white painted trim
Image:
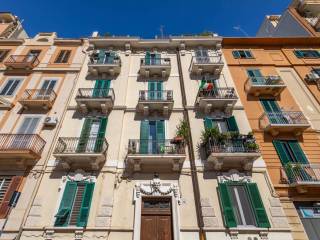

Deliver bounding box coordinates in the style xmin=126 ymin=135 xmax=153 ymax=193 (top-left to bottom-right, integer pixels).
xmin=39 ymin=77 xmax=62 ymax=91
xmin=0 ymin=76 xmax=25 ymax=97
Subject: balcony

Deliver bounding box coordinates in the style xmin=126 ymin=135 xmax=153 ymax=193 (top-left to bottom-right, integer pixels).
xmin=127 ymin=139 xmax=186 ymax=172
xmin=281 ymin=164 xmax=320 ymax=190
xmin=259 ymin=110 xmax=310 ymax=136
xmin=298 ymin=0 xmax=320 ymax=16
xmin=0 ymin=134 xmax=45 ymax=165
xmin=18 ymin=89 xmax=57 ymax=110
xmin=4 ymin=55 xmax=39 ymax=70
xmin=53 ymin=137 xmax=108 ymax=170
xmin=195 ymin=88 xmax=237 ymax=114
xmin=189 ymin=56 xmax=224 ymax=75
xmin=140 ymin=58 xmax=171 ymax=78
xmin=75 ymin=88 xmax=115 ymax=113
xmin=88 ymin=56 xmax=121 ymax=76
xmin=205 ymin=135 xmax=261 ymax=170
xmin=245 ymin=76 xmax=286 ymax=97
xmin=137 ymin=90 xmax=174 ymax=116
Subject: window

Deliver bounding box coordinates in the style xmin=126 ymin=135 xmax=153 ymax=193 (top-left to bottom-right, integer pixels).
xmin=232 ymin=50 xmax=254 ymax=59
xmin=294 ymin=50 xmax=320 ymax=59
xmin=273 ymin=140 xmax=308 ymax=165
xmin=0 ymin=78 xmax=22 ymax=96
xmin=204 ymin=116 xmax=239 ymax=133
xmin=312 ymin=68 xmax=320 ymax=77
xmin=295 ymin=202 xmax=320 ymax=240
xmin=218 ymin=182 xmax=270 ymax=228
xmin=0 ymin=50 xmax=10 ymax=63
xmin=27 ymin=50 xmax=41 ymax=57
xmin=54 ymin=50 xmax=71 ymax=63
xmin=145 ymin=51 xmax=161 ymax=65
xmin=17 ymin=117 xmax=41 ymax=134
xmin=140 ymin=120 xmax=165 ymax=154
xmin=0 ymin=176 xmax=23 ymax=219
xmin=54 ymin=181 xmax=94 ymax=227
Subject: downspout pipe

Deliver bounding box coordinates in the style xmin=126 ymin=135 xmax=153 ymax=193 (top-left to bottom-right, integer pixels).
xmin=176 ymin=48 xmax=206 ymax=240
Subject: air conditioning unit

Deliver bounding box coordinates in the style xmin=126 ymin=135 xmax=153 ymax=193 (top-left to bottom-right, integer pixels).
xmin=43 ymin=116 xmax=58 ymax=126
xmin=306 ymin=72 xmax=320 ymax=82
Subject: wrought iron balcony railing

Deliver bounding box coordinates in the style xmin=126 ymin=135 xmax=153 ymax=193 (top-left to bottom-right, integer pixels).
xmin=54 ymin=137 xmax=108 ymax=154
xmin=281 ymin=163 xmax=320 ymax=185
xmin=196 ymin=87 xmax=237 ymax=100
xmin=259 ymin=111 xmax=309 ymax=126
xmin=76 ymin=88 xmax=115 ymax=100
xmin=246 ymin=76 xmax=285 ymax=86
xmin=128 ymin=139 xmax=185 ymax=155
xmin=4 ymin=55 xmax=40 ymax=68
xmin=89 ymin=56 xmax=121 ymax=65
xmin=139 ymin=90 xmax=173 ymax=101
xmin=0 ymin=134 xmax=45 ymax=156
xmin=205 ymin=135 xmax=260 ymax=156
xmin=191 ymin=56 xmax=223 ymax=65
xmin=19 ymin=89 xmax=57 ymax=102
xmin=140 ymin=58 xmax=171 ymax=66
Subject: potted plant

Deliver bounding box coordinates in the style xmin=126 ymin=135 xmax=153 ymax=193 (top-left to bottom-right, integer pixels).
xmin=172 ymin=119 xmax=189 ymax=144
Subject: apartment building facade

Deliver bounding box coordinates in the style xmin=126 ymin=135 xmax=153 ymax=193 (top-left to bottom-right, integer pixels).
xmin=0 ymin=12 xmax=28 ymax=39
xmin=0 ymin=32 xmax=86 ymax=239
xmin=223 ymin=37 xmax=320 ymax=240
xmin=257 ymin=0 xmax=320 ymax=37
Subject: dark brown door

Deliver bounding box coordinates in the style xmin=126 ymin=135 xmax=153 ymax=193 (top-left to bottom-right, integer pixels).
xmin=141 ymin=197 xmax=173 ymax=240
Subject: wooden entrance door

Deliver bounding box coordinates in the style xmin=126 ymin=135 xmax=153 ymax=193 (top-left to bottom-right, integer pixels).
xmin=141 ymin=197 xmax=173 ymax=240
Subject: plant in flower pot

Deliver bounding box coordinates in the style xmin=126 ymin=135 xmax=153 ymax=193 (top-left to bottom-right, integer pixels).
xmin=172 ymin=119 xmax=189 ymax=144
xmin=247 ymin=131 xmax=254 ymax=139
xmin=244 ymin=141 xmax=259 ymax=152
xmin=200 ymin=126 xmax=220 ymax=145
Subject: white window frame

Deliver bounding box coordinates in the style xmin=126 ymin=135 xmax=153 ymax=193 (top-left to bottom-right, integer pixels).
xmin=16 ymin=115 xmax=42 ymax=134
xmin=0 ymin=77 xmax=24 ymax=97
xmin=39 ymin=77 xmax=59 ymax=91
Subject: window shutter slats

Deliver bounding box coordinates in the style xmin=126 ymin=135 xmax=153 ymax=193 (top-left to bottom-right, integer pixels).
xmin=77 ymin=182 xmax=94 ymax=227
xmin=156 ymin=120 xmax=165 ymax=142
xmin=76 ymin=118 xmax=92 ymax=152
xmin=145 ymin=51 xmax=151 ymax=65
xmin=273 ymin=140 xmax=291 ymax=166
xmin=94 ymin=117 xmax=108 ymax=152
xmin=246 ymin=183 xmax=270 ymax=228
xmin=226 ymin=116 xmax=239 ymax=132
xmin=54 ymin=181 xmax=77 ymax=227
xmin=0 ymin=176 xmax=22 ymax=219
xmin=288 ymin=141 xmax=308 ymax=164
xmin=204 ymin=118 xmax=213 ymax=129
xmin=218 ymin=183 xmax=237 ymax=228
xmin=140 ymin=120 xmax=149 ymax=154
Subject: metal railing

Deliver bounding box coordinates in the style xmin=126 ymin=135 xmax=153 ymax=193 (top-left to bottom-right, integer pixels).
xmin=191 ymin=56 xmax=223 ymax=65
xmin=89 ymin=56 xmax=121 ymax=65
xmin=0 ymin=134 xmax=45 ymax=156
xmin=281 ymin=163 xmax=320 ymax=184
xmin=54 ymin=137 xmax=108 ymax=154
xmin=139 ymin=90 xmax=173 ymax=101
xmin=196 ymin=87 xmax=237 ymax=100
xmin=19 ymin=89 xmax=57 ymax=102
xmin=4 ymin=55 xmax=40 ymax=67
xmin=246 ymin=76 xmax=285 ymax=86
xmin=259 ymin=110 xmax=309 ymax=126
xmin=76 ymin=88 xmax=115 ymax=101
xmin=140 ymin=58 xmax=171 ymax=66
xmin=205 ymin=135 xmax=259 ymax=155
xmin=128 ymin=139 xmax=185 ymax=155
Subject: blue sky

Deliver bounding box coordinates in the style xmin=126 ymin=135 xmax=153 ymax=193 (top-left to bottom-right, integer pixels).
xmin=1 ymin=0 xmax=291 ymax=38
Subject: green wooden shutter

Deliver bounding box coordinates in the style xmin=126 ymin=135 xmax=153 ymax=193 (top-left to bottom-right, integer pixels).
xmin=148 ymin=81 xmax=155 ymax=100
xmin=226 ymin=116 xmax=239 ymax=132
xmin=156 ymin=120 xmax=165 ymax=153
xmin=156 ymin=81 xmax=163 ymax=100
xmin=294 ymin=50 xmax=303 ymax=59
xmin=140 ymin=120 xmax=149 ymax=154
xmin=145 ymin=51 xmax=151 ymax=65
xmin=246 ymin=183 xmax=270 ymax=228
xmin=93 ymin=80 xmax=111 ymax=97
xmin=54 ymin=181 xmax=77 ymax=227
xmin=245 ymin=50 xmax=253 ymax=58
xmin=77 ymin=118 xmax=92 ymax=152
xmin=218 ymin=183 xmax=237 ymax=228
xmin=204 ymin=118 xmax=213 ymax=129
xmin=232 ymin=51 xmax=240 ymax=59
xmin=273 ymin=140 xmax=292 ymax=166
xmin=77 ymin=182 xmax=95 ymax=227
xmin=93 ymin=80 xmax=102 ymax=97
xmin=288 ymin=141 xmax=308 ymax=164
xmin=94 ymin=117 xmax=108 ymax=152
xmin=247 ymin=69 xmax=263 ymax=84
xmin=97 ymin=50 xmax=106 ymax=64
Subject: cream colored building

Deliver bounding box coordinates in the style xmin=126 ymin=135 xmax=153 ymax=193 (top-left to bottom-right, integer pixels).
xmin=0 ymin=32 xmax=86 ymax=239
xmin=13 ymin=33 xmax=294 ymax=240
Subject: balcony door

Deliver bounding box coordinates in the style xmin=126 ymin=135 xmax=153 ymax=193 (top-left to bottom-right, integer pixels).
xmin=37 ymin=79 xmax=57 ymax=99
xmin=247 ymin=69 xmax=263 ymax=84
xmin=140 ymin=120 xmax=165 ymax=154
xmin=148 ymin=81 xmax=163 ymax=100
xmin=26 ymin=50 xmax=41 ymax=62
xmin=92 ymin=80 xmax=110 ymax=98
xmin=141 ymin=197 xmax=173 ymax=240
xmin=105 ymin=51 xmax=115 ymax=64
xmin=76 ymin=118 xmax=107 ymax=153
xmin=145 ymin=52 xmax=161 ymax=65
xmin=260 ymin=99 xmax=288 ymax=124
xmin=195 ymin=49 xmax=209 ymax=64
xmin=12 ymin=117 xmax=40 ymax=149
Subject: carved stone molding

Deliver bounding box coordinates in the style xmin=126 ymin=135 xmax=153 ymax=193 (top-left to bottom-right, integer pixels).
xmin=217 ymin=170 xmax=252 ymax=183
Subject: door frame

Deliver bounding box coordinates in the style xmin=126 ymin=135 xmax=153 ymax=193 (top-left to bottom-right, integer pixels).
xmin=133 ymin=178 xmax=181 ymax=240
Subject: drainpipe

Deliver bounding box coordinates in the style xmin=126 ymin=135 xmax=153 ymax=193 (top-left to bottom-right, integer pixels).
xmin=176 ymin=48 xmax=206 ymax=240
xmin=14 ymin=40 xmax=89 ymax=240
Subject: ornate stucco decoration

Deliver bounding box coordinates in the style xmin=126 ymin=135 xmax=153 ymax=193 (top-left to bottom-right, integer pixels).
xmin=217 ymin=170 xmax=252 ymax=183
